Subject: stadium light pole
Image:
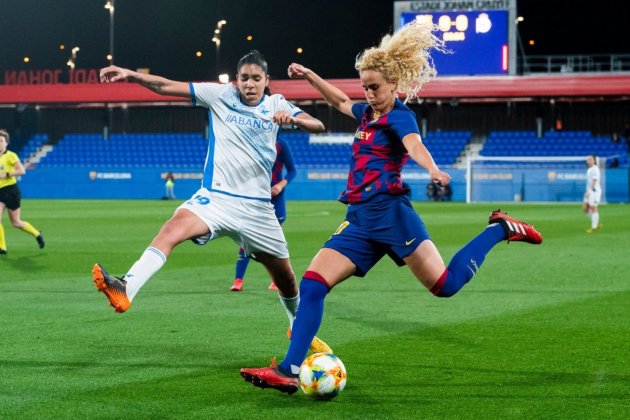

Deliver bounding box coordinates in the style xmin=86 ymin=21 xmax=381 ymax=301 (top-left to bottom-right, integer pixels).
xmin=212 ymin=19 xmax=227 ymax=79
xmin=104 ymin=0 xmax=116 ymax=140
xmin=105 ymin=0 xmax=115 ymax=64
xmin=515 ymin=16 xmax=526 ymax=74
xmin=67 ymin=47 xmax=80 ymax=69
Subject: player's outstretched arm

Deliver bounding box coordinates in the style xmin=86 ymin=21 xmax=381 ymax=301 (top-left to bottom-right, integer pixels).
xmin=272 ymin=111 xmax=325 ymax=134
xmin=403 ymin=133 xmax=451 ymax=186
xmin=99 ymin=65 xmax=191 ymax=98
xmin=288 ymin=63 xmax=355 ymax=118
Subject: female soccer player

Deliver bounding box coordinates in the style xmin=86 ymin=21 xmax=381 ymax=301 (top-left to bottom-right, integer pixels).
xmin=240 ymin=23 xmax=543 ymax=394
xmin=230 ymin=135 xmax=297 ymax=292
xmin=93 ymin=50 xmax=331 ymax=353
xmin=583 ymin=154 xmax=602 ymax=233
xmin=0 ymin=129 xmax=45 ymax=255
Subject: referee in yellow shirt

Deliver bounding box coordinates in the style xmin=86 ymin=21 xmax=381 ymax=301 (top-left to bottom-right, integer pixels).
xmin=0 ymin=129 xmax=45 ymax=255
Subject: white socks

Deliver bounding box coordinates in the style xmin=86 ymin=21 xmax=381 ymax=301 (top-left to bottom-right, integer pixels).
xmin=279 ymin=294 xmax=300 ymax=328
xmin=591 ymin=212 xmax=599 ymax=229
xmin=124 ymin=246 xmax=167 ymax=301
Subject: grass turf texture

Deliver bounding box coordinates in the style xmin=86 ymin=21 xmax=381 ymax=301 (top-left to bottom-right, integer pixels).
xmin=1 ymin=200 xmax=628 ymax=419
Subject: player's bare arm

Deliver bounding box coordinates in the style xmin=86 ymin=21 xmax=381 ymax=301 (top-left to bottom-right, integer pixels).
xmin=403 ymin=133 xmax=451 ymax=186
xmin=272 ymin=111 xmax=325 ymax=133
xmin=271 ymin=180 xmax=288 ymax=197
xmin=288 ymin=63 xmax=355 ymax=118
xmin=99 ymin=65 xmax=191 ymax=98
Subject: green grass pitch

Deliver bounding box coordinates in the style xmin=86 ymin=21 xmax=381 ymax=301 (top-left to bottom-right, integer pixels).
xmin=1 ymin=200 xmax=629 ymax=419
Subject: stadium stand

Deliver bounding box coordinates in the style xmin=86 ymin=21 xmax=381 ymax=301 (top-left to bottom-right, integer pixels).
xmin=36 ymin=133 xmax=207 ymax=167
xmin=32 ymin=130 xmax=472 ymax=168
xmin=18 ymin=134 xmax=48 ymax=161
xmin=418 ymin=130 xmax=471 ymax=166
xmin=25 ymin=129 xmax=628 ymax=169
xmin=479 ymin=130 xmax=628 ymax=165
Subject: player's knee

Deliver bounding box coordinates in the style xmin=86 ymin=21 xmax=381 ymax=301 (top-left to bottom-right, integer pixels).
xmin=434 ymin=288 xmax=456 ymax=298
xmin=276 ymin=269 xmax=296 ymax=285
xmin=265 ymin=259 xmax=296 ymax=291
xmin=158 ymin=223 xmax=189 ymax=245
xmin=300 ymin=271 xmax=331 ymax=297
xmin=429 ymin=269 xmax=461 ymax=298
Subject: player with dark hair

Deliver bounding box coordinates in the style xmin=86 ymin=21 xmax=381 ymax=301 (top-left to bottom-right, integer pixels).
xmin=0 ymin=129 xmax=45 ymax=255
xmin=93 ymin=50 xmax=331 ymax=353
xmin=231 ymin=135 xmax=297 ymax=292
xmin=240 ymin=23 xmax=543 ymax=394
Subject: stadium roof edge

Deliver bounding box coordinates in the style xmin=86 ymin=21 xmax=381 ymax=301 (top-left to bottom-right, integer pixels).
xmin=1 ymin=74 xmax=630 ymax=105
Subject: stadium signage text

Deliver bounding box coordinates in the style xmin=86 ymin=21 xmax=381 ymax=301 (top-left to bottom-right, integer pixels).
xmin=472 ymin=173 xmax=513 ymax=180
xmin=89 ymin=171 xmax=132 ymax=180
xmin=160 ymin=172 xmax=203 ymax=180
xmin=3 ymin=68 xmax=105 ymax=85
xmin=307 ymin=171 xmax=347 ymax=180
xmin=409 ymin=0 xmax=509 ymax=12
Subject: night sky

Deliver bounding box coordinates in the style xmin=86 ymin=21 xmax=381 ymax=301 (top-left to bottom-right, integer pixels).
xmin=1 ymin=0 xmax=628 ymax=82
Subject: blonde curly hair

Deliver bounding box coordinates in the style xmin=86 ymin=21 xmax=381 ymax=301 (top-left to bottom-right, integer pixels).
xmin=355 ymin=21 xmax=444 ymax=102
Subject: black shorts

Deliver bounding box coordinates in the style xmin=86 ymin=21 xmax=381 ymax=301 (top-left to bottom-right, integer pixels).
xmin=0 ymin=184 xmax=21 ymax=210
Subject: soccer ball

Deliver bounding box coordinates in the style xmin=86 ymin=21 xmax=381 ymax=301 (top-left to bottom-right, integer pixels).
xmin=298 ymin=353 xmax=347 ymax=400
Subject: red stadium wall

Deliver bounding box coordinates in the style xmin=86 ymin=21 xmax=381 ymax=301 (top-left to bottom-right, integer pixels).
xmin=2 ymin=74 xmax=630 ymax=104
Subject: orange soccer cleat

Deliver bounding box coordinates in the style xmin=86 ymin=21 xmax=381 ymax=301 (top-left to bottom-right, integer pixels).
xmin=92 ymin=263 xmax=131 ymax=313
xmin=287 ymin=328 xmax=333 ymax=354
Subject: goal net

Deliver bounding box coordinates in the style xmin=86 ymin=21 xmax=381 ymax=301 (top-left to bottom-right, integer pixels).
xmin=466 ymin=156 xmax=607 ymax=203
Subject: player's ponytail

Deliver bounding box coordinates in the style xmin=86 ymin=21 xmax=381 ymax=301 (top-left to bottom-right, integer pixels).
xmin=355 ymin=22 xmax=445 ymax=102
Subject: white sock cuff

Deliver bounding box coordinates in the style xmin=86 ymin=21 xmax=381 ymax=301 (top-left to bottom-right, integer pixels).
xmin=279 ymin=294 xmax=299 ymax=304
xmin=146 ymin=246 xmax=167 ymax=263
xmin=279 ymin=293 xmax=300 ymax=326
xmin=592 ymin=213 xmax=600 ymax=228
xmin=124 ymin=246 xmax=167 ymax=301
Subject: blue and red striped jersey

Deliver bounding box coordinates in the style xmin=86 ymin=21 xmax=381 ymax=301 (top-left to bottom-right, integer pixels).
xmin=339 ymin=99 xmax=420 ymax=204
xmin=271 ymin=136 xmax=296 ymax=186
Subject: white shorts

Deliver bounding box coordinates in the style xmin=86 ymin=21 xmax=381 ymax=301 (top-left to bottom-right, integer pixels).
xmin=179 ymin=188 xmax=289 ymax=258
xmin=584 ymin=189 xmax=602 ymax=207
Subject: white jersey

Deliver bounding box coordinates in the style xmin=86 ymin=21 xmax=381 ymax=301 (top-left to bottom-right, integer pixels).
xmin=586 ymin=165 xmax=601 ymax=193
xmin=191 ymin=82 xmax=303 ymax=200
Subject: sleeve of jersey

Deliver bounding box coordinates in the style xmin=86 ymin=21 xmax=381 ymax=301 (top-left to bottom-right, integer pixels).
xmin=351 ymin=103 xmax=368 ymax=120
xmin=390 ymin=111 xmax=420 ymax=142
xmin=277 ymin=95 xmax=304 ymax=117
xmin=279 ymin=138 xmax=297 ymax=183
xmin=190 ymin=82 xmax=225 ymax=108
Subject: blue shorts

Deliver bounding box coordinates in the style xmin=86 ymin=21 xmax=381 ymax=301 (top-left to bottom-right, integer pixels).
xmin=323 ymin=193 xmax=430 ymax=277
xmin=272 ymin=191 xmax=286 ymax=224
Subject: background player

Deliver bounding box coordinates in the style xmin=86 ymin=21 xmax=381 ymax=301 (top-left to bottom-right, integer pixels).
xmin=93 ymin=50 xmax=331 ymax=353
xmin=230 ymin=134 xmax=297 ymax=292
xmin=240 ymin=22 xmax=543 ymax=394
xmin=583 ymin=154 xmax=602 ymax=233
xmin=164 ymin=172 xmax=176 ymax=200
xmin=0 ymin=129 xmax=45 ymax=255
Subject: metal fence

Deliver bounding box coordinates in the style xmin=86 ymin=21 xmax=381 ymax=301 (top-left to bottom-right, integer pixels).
xmin=520 ymin=54 xmax=630 ymax=74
